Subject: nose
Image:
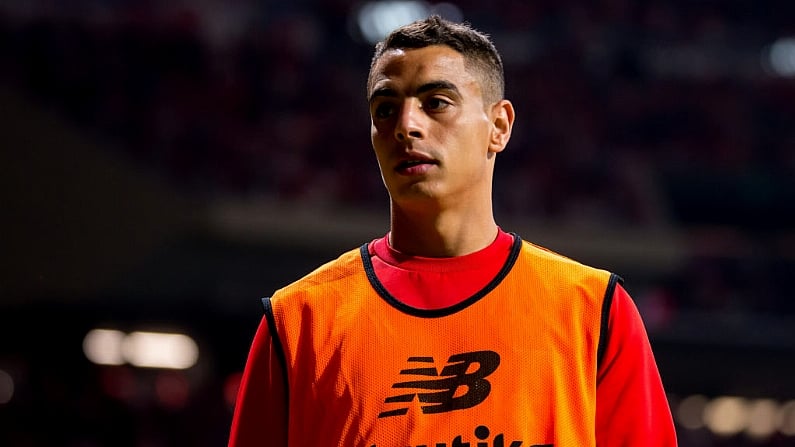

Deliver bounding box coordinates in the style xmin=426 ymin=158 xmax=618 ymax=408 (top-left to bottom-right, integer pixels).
xmin=394 ymin=100 xmax=425 ymax=142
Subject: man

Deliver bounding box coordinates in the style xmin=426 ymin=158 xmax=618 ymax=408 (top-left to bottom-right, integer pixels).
xmin=229 ymin=15 xmax=677 ymax=446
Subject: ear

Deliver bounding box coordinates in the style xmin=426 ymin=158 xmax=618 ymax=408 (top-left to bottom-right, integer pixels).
xmin=488 ymin=99 xmax=515 ymax=154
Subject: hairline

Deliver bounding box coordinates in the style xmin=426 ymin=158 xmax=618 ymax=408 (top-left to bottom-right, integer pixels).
xmin=368 ymin=44 xmax=502 ymax=107
xmin=366 ymin=17 xmax=505 ymax=106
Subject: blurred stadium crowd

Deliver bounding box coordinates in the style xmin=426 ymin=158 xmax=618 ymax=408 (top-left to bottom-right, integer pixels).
xmin=2 ymin=1 xmax=795 ymax=446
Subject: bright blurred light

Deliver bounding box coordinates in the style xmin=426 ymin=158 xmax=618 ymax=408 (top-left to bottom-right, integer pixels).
xmin=354 ymin=1 xmax=464 ymax=46
xmin=767 ymin=37 xmax=795 ymax=77
xmin=676 ymin=394 xmax=708 ymax=430
xmin=83 ymin=329 xmax=125 ymax=366
xmin=85 ymin=328 xmax=199 ymax=370
xmin=704 ymin=396 xmax=748 ymax=436
xmin=0 ymin=369 xmax=14 ymax=404
xmin=779 ymin=400 xmax=795 ymax=436
xmin=357 ymin=1 xmax=431 ymax=44
xmin=746 ymin=399 xmax=778 ymax=440
xmin=122 ymin=331 xmax=199 ymax=370
xmin=352 ymin=1 xmax=465 ymax=45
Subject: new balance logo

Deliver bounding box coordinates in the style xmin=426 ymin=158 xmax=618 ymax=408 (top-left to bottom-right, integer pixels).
xmin=378 ymin=350 xmax=500 ymax=418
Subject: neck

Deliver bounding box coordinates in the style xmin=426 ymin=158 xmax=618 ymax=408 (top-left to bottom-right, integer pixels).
xmin=388 ymin=201 xmax=499 ymax=257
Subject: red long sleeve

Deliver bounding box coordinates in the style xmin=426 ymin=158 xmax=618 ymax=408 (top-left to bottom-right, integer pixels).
xmin=228 ymin=318 xmax=287 ymax=447
xmin=595 ymin=284 xmax=677 ymax=445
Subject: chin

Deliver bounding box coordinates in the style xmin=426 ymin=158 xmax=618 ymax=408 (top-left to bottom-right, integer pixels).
xmin=391 ymin=186 xmax=444 ymax=206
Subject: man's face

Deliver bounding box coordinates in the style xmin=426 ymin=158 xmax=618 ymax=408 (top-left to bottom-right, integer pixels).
xmin=368 ymin=45 xmax=504 ymax=209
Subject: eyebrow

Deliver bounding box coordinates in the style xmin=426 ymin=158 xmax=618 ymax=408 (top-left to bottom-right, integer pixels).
xmin=417 ymin=80 xmax=460 ymax=96
xmin=368 ymin=80 xmax=461 ymax=104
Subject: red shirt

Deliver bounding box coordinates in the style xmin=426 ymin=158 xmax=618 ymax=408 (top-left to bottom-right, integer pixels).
xmin=228 ymin=230 xmax=676 ymax=446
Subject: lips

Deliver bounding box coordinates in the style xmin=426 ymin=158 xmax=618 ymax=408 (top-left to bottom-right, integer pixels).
xmin=395 ymin=156 xmax=438 ymax=175
xmin=397 ymin=159 xmax=433 ymax=169
xmin=396 ymin=152 xmax=437 ymax=167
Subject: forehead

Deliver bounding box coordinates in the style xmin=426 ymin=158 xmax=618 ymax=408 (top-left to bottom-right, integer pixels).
xmin=369 ymin=45 xmax=482 ymax=97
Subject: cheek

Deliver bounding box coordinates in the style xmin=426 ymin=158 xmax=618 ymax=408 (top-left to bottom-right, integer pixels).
xmin=370 ymin=122 xmax=379 ymax=140
xmin=370 ymin=136 xmax=391 ymax=170
xmin=450 ymin=119 xmax=490 ymax=150
xmin=371 ymin=122 xmax=393 ymax=146
xmin=370 ymin=126 xmax=384 ymax=152
xmin=371 ymin=128 xmax=387 ymax=150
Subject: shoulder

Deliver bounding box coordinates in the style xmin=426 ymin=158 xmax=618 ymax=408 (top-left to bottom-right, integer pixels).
xmin=519 ymin=238 xmax=611 ymax=279
xmin=512 ymin=237 xmax=618 ymax=303
xmin=272 ymin=245 xmax=365 ymax=299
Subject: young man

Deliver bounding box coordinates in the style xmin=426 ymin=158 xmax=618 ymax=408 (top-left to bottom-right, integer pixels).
xmin=229 ymin=16 xmax=677 ymax=447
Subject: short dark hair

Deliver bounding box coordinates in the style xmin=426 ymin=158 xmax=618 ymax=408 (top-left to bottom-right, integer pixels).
xmin=367 ymin=15 xmax=505 ymax=105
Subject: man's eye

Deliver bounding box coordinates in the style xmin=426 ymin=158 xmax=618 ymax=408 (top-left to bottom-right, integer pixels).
xmin=374 ymin=103 xmax=396 ymax=119
xmin=425 ymin=97 xmax=450 ymax=111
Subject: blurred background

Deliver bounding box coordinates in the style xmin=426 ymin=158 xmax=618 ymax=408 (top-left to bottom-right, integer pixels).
xmin=1 ymin=0 xmax=795 ymax=445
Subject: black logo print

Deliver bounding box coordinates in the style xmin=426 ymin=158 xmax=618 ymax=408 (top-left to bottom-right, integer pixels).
xmin=379 ymin=350 xmax=501 ymax=418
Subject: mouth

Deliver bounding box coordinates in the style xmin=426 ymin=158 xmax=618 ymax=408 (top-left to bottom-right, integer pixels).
xmin=394 ymin=157 xmax=439 ymax=175
xmin=396 ymin=159 xmax=437 ymax=170
xmin=395 ymin=150 xmax=438 ymax=169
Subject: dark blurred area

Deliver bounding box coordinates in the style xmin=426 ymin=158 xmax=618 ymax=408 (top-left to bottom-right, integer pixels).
xmin=1 ymin=1 xmax=794 ymax=445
